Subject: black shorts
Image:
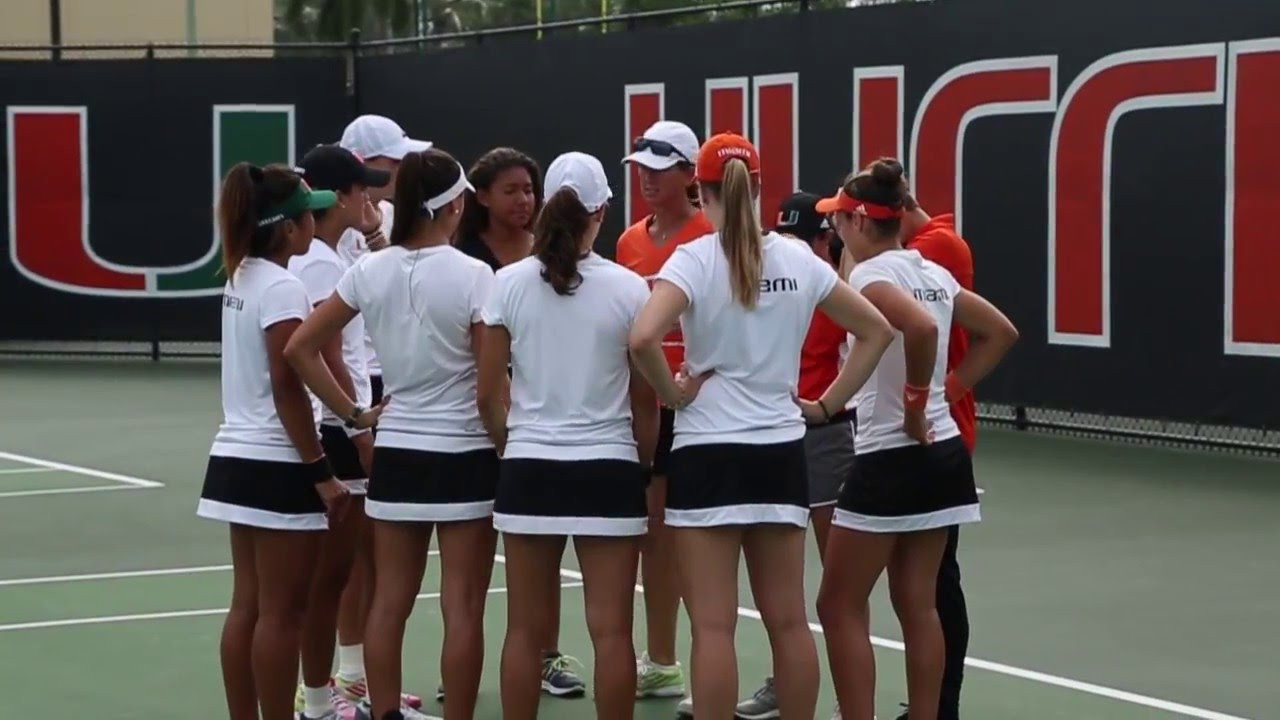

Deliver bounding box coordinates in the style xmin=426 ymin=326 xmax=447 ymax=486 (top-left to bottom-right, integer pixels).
xmin=320 ymin=424 xmax=367 ymax=494
xmin=494 ymin=458 xmax=648 ymax=537
xmin=834 ymin=436 xmax=980 ymax=533
xmin=665 ymin=439 xmax=809 ymax=528
xmin=197 ymin=455 xmax=327 ymax=531
xmin=371 ymin=374 xmax=384 ymax=406
xmin=366 ymin=446 xmax=498 ymax=522
xmin=652 ymin=408 xmax=675 ymax=476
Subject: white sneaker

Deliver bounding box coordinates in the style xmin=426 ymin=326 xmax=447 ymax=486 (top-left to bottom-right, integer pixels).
xmin=675 ymin=695 xmax=693 ymax=718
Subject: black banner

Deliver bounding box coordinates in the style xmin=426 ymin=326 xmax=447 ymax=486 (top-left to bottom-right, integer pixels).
xmin=2 ymin=0 xmax=1279 ymax=429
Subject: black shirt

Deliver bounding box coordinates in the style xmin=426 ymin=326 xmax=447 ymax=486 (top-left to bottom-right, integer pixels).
xmin=455 ymin=233 xmax=504 ymax=272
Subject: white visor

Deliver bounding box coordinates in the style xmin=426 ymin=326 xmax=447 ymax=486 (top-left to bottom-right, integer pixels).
xmin=421 ymin=162 xmax=474 ymax=218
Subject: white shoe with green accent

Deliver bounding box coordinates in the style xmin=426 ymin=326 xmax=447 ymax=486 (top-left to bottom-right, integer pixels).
xmin=636 ymin=651 xmax=686 ymax=698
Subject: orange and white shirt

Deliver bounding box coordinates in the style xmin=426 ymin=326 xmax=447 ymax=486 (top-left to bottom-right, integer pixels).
xmin=616 ymin=212 xmax=714 ymax=371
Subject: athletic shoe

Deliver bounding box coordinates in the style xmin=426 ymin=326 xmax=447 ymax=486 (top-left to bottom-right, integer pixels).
xmin=352 ymin=703 xmax=423 ymax=720
xmin=636 ymin=651 xmax=686 ymax=698
xmin=895 ymin=703 xmax=909 ymax=720
xmin=675 ymin=696 xmax=694 ymax=718
xmin=300 ymin=711 xmax=339 ymax=720
xmin=541 ymin=652 xmax=587 ymax=697
xmin=334 ymin=676 xmax=424 ymax=710
xmin=435 ymin=683 xmax=444 ymax=702
xmin=295 ymin=681 xmax=357 ymax=720
xmin=734 ymin=676 xmax=780 ymax=719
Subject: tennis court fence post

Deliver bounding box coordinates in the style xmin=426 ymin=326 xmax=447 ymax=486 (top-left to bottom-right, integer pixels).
xmin=346 ymin=28 xmax=361 ymax=119
xmin=1014 ymin=405 xmax=1029 ymax=431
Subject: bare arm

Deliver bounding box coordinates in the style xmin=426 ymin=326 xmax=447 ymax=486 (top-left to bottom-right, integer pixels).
xmin=284 ymin=294 xmax=385 ymax=428
xmin=628 ymin=358 xmax=660 ymax=469
xmin=476 ymin=324 xmax=511 ymax=455
xmin=809 ymin=281 xmax=894 ymax=414
xmin=628 ymin=281 xmax=690 ymax=408
xmin=862 ymin=281 xmax=937 ymax=387
xmin=947 ymin=289 xmax=1019 ymax=398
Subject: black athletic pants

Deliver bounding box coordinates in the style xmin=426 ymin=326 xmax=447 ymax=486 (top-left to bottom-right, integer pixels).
xmin=937 ymin=525 xmax=968 ymax=720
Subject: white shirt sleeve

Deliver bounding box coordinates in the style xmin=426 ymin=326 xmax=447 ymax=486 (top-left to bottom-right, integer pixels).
xmin=655 ymin=244 xmax=699 ymax=306
xmin=259 ymin=278 xmax=311 ymax=330
xmin=626 ymin=272 xmax=652 ymax=323
xmin=469 ymin=264 xmax=496 ymax=325
xmin=849 ymin=262 xmax=896 ymax=293
xmin=479 ymin=269 xmax=507 ymax=327
xmin=335 ymin=263 xmax=363 ymax=312
xmin=295 ymin=257 xmax=344 ymax=307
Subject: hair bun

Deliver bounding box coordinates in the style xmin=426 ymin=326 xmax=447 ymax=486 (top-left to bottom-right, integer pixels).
xmin=247 ymin=165 xmax=265 ymax=182
xmin=870 ymin=158 xmax=904 ymax=187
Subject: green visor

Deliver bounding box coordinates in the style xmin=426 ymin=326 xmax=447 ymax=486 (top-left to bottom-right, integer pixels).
xmin=256 ymin=183 xmax=338 ymax=228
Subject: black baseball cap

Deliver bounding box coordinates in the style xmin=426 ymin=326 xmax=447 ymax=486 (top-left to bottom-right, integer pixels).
xmin=774 ymin=191 xmax=830 ymax=242
xmin=300 ymin=144 xmax=391 ymax=192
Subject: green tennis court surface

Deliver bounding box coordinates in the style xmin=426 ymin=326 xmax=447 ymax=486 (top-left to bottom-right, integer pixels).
xmin=1 ymin=360 xmax=1273 ymax=719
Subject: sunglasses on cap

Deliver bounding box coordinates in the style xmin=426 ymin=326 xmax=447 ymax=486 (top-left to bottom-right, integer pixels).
xmin=633 ymin=137 xmax=691 ymax=163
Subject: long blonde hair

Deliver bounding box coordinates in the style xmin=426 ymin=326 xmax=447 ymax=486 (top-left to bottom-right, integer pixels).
xmin=716 ymin=158 xmax=763 ymax=309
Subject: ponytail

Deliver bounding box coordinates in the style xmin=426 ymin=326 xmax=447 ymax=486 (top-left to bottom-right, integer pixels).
xmin=717 ymin=158 xmax=763 ymax=309
xmin=532 ymin=188 xmax=589 ymax=296
xmin=391 ymin=147 xmax=468 ymax=246
xmin=217 ymin=162 xmax=301 ymax=284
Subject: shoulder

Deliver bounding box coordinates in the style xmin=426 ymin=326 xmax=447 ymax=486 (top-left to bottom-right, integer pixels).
xmin=597 ymin=257 xmax=651 ymax=289
xmin=909 ymin=218 xmax=972 ymax=269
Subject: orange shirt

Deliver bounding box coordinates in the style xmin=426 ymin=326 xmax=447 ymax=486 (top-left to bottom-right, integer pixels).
xmin=798 ymin=309 xmax=845 ymax=402
xmin=616 ymin=212 xmax=714 ymax=371
xmin=906 ymin=214 xmax=977 ymax=452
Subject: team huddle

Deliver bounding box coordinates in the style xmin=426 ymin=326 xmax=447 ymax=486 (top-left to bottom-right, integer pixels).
xmin=197 ymin=113 xmax=1018 ymax=720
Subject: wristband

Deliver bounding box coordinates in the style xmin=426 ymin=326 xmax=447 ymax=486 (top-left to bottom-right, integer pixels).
xmin=816 ymin=398 xmax=833 ymax=422
xmin=903 ymin=383 xmax=930 ymax=412
xmin=304 ymin=455 xmax=334 ymax=484
xmin=944 ymin=372 xmax=969 ymax=404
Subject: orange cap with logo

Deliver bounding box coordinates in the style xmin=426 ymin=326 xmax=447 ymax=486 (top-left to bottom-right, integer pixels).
xmin=696 ymin=132 xmax=761 ymax=182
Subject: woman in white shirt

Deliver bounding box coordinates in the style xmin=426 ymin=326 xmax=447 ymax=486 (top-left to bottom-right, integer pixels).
xmin=805 ymin=159 xmax=1018 ymax=720
xmin=197 ymin=163 xmax=351 ymax=720
xmin=477 ymin=152 xmax=658 ymax=720
xmin=285 ymin=148 xmax=497 ymax=720
xmin=629 ymin=133 xmax=895 ymax=720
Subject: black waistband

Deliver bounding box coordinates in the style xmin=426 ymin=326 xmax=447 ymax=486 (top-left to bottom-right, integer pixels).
xmin=807 ymin=407 xmax=856 ymax=428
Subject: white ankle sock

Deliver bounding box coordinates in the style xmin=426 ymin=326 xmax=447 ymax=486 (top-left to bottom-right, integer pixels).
xmin=303 ymin=685 xmax=331 ymax=718
xmin=337 ymin=643 xmax=365 ymax=681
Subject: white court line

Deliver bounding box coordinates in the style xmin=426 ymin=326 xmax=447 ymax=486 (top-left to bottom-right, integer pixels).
xmin=0 ymin=485 xmax=150 ymax=499
xmin=491 ymin=554 xmax=1246 ymax=720
xmin=0 ymin=551 xmax=441 ymax=587
xmin=0 ymin=580 xmax=584 ymax=633
xmin=0 ymin=467 xmax=57 ymax=476
xmin=0 ymin=451 xmax=164 ymax=488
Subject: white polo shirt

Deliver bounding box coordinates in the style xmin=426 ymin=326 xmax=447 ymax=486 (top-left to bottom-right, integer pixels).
xmin=337 ymin=199 xmax=395 ymax=376
xmin=656 ymin=232 xmax=839 ymax=449
xmin=847 ymin=249 xmax=961 ymax=453
xmin=211 ymin=257 xmax=321 ymax=463
xmin=288 ymin=239 xmax=372 ymax=431
xmin=335 ymin=244 xmax=494 ymax=452
xmin=481 ymin=253 xmax=651 ymax=461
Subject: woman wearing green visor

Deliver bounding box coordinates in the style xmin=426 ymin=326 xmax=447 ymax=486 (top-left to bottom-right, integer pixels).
xmin=198 ymin=162 xmax=353 ymax=720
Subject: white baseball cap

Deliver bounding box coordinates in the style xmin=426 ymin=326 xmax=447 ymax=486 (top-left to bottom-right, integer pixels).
xmin=544 ymin=152 xmax=612 ymax=212
xmin=623 ymin=120 xmax=699 ymax=171
xmin=340 ymin=115 xmax=432 ymax=161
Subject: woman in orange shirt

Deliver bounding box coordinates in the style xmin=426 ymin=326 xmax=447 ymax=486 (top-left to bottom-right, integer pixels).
xmin=616 ymin=120 xmax=711 ymax=713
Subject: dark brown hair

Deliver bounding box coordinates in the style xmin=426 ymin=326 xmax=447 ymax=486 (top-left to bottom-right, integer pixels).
xmin=702 ymin=159 xmax=762 ymax=309
xmin=217 ymin=162 xmax=304 ymax=283
xmin=390 ymin=148 xmax=465 ymax=246
xmin=532 ymin=188 xmax=592 ymax=296
xmin=845 ymin=157 xmax=909 ymax=237
xmin=456 ymin=147 xmax=543 ymax=243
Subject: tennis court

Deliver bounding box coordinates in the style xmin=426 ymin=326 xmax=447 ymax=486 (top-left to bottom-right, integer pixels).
xmin=1 ymin=359 xmax=1273 ymax=720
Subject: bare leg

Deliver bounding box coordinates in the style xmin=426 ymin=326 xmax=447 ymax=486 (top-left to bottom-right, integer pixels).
xmin=811 ymin=504 xmax=835 ymax=564
xmin=220 ymin=524 xmax=259 ymax=720
xmin=743 ymin=525 xmax=819 ymax=720
xmin=640 ymin=475 xmax=680 ymax=665
xmin=888 ymin=529 xmax=949 ymax=720
xmin=337 ymin=498 xmax=372 ymax=650
xmin=575 ymin=535 xmax=642 ymax=719
xmin=816 ymin=527 xmax=895 ymax=720
xmin=672 ymin=526 xmax=742 ymax=719
xmin=251 ymin=527 xmax=321 ymax=720
xmin=499 ymin=533 xmax=564 ymax=720
xmin=436 ymin=518 xmax=498 ymax=719
xmin=365 ymin=520 xmax=431 ymax=717
xmin=301 ymin=500 xmax=361 ymax=690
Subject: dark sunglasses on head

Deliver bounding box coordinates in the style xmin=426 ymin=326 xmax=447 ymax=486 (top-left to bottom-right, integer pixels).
xmin=633 ymin=137 xmax=690 ymax=163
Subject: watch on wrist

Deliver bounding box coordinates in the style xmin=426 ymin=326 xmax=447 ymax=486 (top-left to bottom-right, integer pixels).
xmin=344 ymin=406 xmax=365 ymax=429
